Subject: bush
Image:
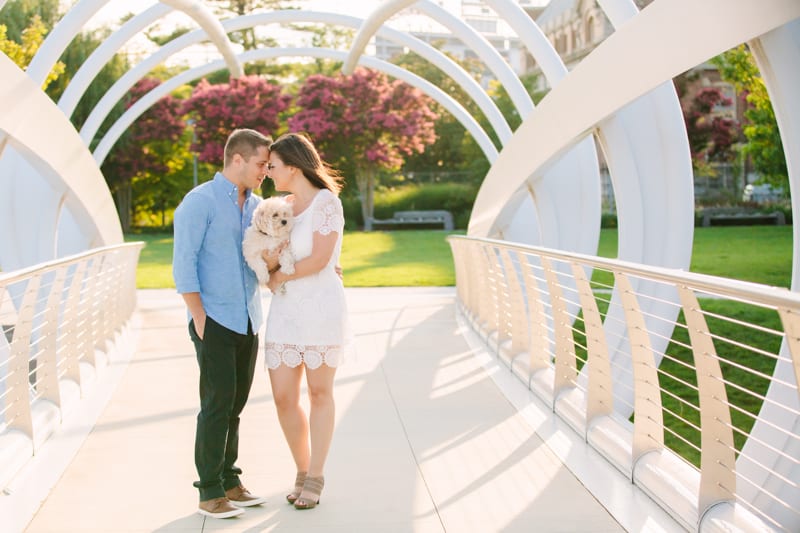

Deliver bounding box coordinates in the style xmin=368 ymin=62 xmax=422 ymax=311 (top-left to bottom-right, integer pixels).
xmin=343 ymin=183 xmax=479 ymax=229
xmin=693 ymin=204 xmax=793 ymax=227
xmin=600 ymin=212 xmax=618 ymax=229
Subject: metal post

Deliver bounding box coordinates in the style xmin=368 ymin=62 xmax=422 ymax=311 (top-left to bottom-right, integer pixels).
xmin=187 ymin=118 xmax=198 ymax=188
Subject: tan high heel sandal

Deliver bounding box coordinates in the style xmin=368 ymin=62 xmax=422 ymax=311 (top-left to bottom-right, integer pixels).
xmin=286 ymin=471 xmax=307 ymax=504
xmin=293 ymin=475 xmax=324 ymax=510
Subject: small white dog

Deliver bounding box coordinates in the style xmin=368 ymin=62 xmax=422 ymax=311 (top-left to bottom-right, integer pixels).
xmin=243 ymin=196 xmax=295 ymax=285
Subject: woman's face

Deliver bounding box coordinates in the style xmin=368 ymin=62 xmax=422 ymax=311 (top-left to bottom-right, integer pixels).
xmin=267 ymin=154 xmax=291 ymax=191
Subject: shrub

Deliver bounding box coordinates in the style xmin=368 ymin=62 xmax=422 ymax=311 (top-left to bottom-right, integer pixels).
xmin=600 ymin=212 xmax=618 ymax=229
xmin=343 ymin=183 xmax=478 ymax=229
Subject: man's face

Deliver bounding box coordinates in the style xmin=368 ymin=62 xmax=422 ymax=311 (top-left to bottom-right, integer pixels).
xmin=238 ymin=146 xmax=269 ymax=191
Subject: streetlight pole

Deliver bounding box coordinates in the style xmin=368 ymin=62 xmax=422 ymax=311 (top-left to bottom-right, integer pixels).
xmin=192 ymin=133 xmax=198 ymax=188
xmin=187 ymin=118 xmax=198 ymax=188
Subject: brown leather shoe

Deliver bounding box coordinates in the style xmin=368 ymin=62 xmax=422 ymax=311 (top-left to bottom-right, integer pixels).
xmin=198 ymin=497 xmax=244 ymax=518
xmin=226 ymin=484 xmax=266 ymax=507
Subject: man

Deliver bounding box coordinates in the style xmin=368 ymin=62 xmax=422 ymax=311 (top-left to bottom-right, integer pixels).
xmin=173 ymin=128 xmax=270 ymax=518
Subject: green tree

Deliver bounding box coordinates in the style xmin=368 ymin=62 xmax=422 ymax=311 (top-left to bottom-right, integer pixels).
xmin=101 ymin=78 xmax=188 ymax=231
xmin=392 ymin=49 xmax=491 ymax=186
xmin=488 ymin=72 xmax=546 ymax=131
xmin=712 ymin=45 xmax=787 ymax=191
xmin=0 ymin=13 xmax=64 ymax=89
xmin=290 ymin=24 xmax=354 ymax=78
xmin=44 ymin=28 xmax=131 ymax=135
xmin=0 ymin=0 xmax=60 ymax=39
xmin=205 ymin=0 xmax=292 ymax=50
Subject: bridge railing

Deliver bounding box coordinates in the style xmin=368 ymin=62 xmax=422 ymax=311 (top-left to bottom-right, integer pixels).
xmin=448 ymin=235 xmax=800 ymax=532
xmin=0 ymin=243 xmax=143 ymax=490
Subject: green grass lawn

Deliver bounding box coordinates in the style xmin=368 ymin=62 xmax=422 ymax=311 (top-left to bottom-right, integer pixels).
xmin=594 ymin=225 xmax=792 ymax=288
xmin=130 ymin=225 xmax=792 ymax=289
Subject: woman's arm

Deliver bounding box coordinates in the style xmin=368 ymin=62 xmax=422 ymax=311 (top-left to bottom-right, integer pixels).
xmin=267 ymin=231 xmax=337 ymax=293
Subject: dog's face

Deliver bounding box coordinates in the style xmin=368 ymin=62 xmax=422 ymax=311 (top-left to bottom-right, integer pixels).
xmin=251 ymin=197 xmax=293 ymax=239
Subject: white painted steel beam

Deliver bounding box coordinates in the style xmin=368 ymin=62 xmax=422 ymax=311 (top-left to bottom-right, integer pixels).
xmin=0 ymin=55 xmax=121 ymax=271
xmin=93 ymin=47 xmax=497 ymax=165
xmin=79 ymin=0 xmax=244 ymax=143
xmin=26 ymin=0 xmax=241 ymax=90
xmin=343 ymin=0 xmax=532 ymax=120
xmin=468 ymin=0 xmax=800 ymax=238
xmin=733 ymin=20 xmax=800 ymax=530
xmin=57 ymin=3 xmax=174 ymax=118
xmin=342 ymin=0 xmax=417 ymax=75
xmin=83 ymin=10 xmax=509 ymax=150
xmin=414 ymin=0 xmax=533 ymax=120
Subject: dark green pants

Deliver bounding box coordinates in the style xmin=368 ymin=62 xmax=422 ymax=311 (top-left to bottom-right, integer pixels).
xmin=188 ymin=316 xmax=258 ymax=501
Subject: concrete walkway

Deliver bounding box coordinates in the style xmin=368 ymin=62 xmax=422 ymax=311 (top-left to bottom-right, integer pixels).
xmin=22 ymin=288 xmax=630 ymax=532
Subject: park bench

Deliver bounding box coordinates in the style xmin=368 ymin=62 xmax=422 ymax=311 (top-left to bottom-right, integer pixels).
xmin=366 ymin=210 xmax=454 ymax=231
xmin=700 ymin=207 xmax=786 ymax=227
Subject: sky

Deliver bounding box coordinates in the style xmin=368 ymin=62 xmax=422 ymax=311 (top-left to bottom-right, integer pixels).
xmin=81 ymin=0 xmax=551 ymax=67
xmin=86 ymin=1 xmax=551 ymax=30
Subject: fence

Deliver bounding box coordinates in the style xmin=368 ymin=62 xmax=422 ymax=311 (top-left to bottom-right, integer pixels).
xmin=448 ymin=235 xmax=800 ymax=531
xmin=0 ymin=243 xmax=143 ymax=491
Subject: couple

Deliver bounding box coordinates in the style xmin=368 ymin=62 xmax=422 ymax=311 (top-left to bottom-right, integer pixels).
xmin=172 ymin=129 xmax=347 ymax=518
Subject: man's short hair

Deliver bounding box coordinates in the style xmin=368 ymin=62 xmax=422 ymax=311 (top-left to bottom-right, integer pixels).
xmin=223 ymin=128 xmax=272 ymax=167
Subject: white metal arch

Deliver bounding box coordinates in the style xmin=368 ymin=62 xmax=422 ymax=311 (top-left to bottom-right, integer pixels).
xmin=25 ymin=0 xmax=242 ymax=89
xmin=343 ymin=0 xmax=533 ymax=120
xmin=78 ymin=0 xmax=246 ymax=143
xmin=481 ymin=0 xmax=603 ymax=256
xmin=342 ymin=0 xmax=416 ymax=75
xmin=571 ymin=0 xmax=696 ymax=414
xmin=0 ymin=54 xmax=121 ymax=271
xmin=469 ymin=0 xmax=799 ymax=234
xmin=0 ymin=0 xmax=244 ymax=269
xmin=57 ymin=3 xmax=174 ymax=118
xmin=93 ymin=46 xmax=498 ymax=165
xmin=468 ymin=0 xmax=800 ymax=423
xmin=732 ymin=19 xmax=800 ymax=528
xmin=83 ymin=9 xmax=513 ymax=150
xmin=341 ymin=0 xmax=602 ymax=255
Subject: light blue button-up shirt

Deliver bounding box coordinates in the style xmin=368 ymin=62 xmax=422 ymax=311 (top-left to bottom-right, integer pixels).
xmin=173 ymin=172 xmax=262 ymax=335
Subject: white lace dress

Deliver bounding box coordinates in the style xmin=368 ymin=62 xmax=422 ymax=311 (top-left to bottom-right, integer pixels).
xmin=263 ymin=188 xmax=349 ymax=369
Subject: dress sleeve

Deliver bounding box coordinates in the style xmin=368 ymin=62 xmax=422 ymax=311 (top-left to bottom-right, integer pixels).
xmin=311 ymin=189 xmax=345 ymax=235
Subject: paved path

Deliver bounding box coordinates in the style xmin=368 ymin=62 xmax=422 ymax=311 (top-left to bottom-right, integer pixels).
xmin=22 ymin=288 xmax=628 ymax=532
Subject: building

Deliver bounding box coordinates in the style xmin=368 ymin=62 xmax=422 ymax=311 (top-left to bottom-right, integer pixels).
xmin=524 ymin=0 xmax=748 ymax=206
xmin=373 ymin=0 xmax=529 ymax=88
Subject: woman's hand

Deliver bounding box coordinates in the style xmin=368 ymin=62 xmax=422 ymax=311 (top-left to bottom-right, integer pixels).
xmin=261 ymin=240 xmax=290 ymax=273
xmin=267 ymin=270 xmax=286 ymax=294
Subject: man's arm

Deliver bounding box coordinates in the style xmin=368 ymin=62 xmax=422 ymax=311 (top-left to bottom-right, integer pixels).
xmin=182 ymin=292 xmax=207 ymax=339
xmin=173 ymin=193 xmax=209 ymax=337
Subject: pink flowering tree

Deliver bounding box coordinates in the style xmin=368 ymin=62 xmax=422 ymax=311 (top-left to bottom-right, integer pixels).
xmin=181 ymin=75 xmax=291 ymax=164
xmin=101 ymin=77 xmax=185 ymax=230
xmin=289 ymin=68 xmax=438 ymax=226
xmin=683 ymin=87 xmax=737 ymax=167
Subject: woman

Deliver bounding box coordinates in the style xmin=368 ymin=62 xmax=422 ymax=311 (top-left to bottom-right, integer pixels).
xmin=262 ymin=132 xmax=348 ymax=510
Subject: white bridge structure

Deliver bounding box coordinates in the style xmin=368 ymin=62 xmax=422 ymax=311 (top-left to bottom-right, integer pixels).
xmin=1 ymin=1 xmax=799 ymax=531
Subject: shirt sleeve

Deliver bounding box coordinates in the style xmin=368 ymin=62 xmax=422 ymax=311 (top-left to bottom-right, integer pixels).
xmin=172 ymin=192 xmax=210 ymax=294
xmin=311 ymin=190 xmax=345 ymax=236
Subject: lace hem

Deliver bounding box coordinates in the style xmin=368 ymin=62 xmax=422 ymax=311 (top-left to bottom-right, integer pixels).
xmin=265 ymin=342 xmax=342 ymax=369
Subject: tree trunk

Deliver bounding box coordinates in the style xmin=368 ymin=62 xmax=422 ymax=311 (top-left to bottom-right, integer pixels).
xmin=356 ymin=167 xmax=376 ymax=230
xmin=115 ymin=183 xmax=132 ymax=233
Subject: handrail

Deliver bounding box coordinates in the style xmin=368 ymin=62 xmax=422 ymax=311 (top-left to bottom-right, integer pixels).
xmin=0 ymin=242 xmax=144 ymax=490
xmin=448 ymin=235 xmax=800 ymax=531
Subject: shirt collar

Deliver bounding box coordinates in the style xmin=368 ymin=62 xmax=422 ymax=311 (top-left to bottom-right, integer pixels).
xmin=213 ymin=172 xmax=252 ymax=201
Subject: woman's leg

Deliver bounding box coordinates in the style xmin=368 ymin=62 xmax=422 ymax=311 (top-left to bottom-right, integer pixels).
xmin=305 ymin=364 xmax=337 ymax=477
xmin=268 ymin=364 xmax=309 ymax=472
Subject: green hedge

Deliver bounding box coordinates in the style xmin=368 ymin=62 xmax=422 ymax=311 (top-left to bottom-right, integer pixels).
xmin=342 ymin=183 xmax=479 ymax=230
